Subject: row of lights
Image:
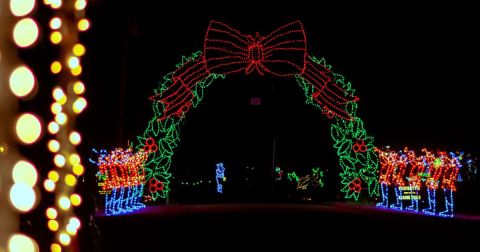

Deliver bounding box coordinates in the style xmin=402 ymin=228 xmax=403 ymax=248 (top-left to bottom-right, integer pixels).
xmin=42 ymin=0 xmax=89 ymax=251
xmin=1 ymin=0 xmax=42 ymax=251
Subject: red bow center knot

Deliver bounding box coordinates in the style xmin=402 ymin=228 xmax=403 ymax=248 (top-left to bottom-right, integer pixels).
xmin=246 ymin=33 xmax=265 ymax=75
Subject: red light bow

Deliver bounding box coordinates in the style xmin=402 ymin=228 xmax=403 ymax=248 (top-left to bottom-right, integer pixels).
xmin=204 ymin=20 xmax=307 ymax=76
xmin=151 ymin=20 xmax=359 ymax=121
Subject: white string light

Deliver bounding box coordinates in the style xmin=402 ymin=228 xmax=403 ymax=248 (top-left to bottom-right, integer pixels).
xmin=1 ymin=0 xmax=41 ymax=251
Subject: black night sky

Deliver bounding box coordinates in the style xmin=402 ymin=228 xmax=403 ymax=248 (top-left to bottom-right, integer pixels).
xmin=80 ymin=1 xmax=479 ymax=186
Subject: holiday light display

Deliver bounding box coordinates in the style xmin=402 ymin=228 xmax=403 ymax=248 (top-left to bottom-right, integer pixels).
xmin=296 ymin=57 xmax=379 ymax=200
xmin=287 ymin=172 xmax=300 ymax=182
xmin=283 ymin=168 xmax=325 ymax=190
xmin=274 ymin=167 xmax=283 ymax=181
xmin=216 ymin=163 xmax=226 ymax=193
xmin=91 ymin=147 xmax=150 ymax=215
xmin=297 ymin=168 xmax=325 ymax=190
xmin=138 ymin=20 xmax=378 ymax=201
xmin=375 ymin=147 xmax=462 ymax=217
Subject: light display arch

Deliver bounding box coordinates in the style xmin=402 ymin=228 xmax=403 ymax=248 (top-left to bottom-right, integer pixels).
xmin=136 ymin=20 xmax=379 ymax=202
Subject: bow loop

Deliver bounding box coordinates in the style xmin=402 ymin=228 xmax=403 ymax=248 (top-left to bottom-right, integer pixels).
xmin=204 ymin=20 xmax=307 ymax=76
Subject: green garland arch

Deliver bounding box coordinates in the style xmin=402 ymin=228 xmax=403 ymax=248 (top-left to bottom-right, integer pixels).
xmin=136 ymin=51 xmax=379 ymax=202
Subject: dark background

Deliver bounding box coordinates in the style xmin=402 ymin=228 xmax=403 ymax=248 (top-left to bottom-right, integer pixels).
xmin=78 ymin=1 xmax=479 ymax=202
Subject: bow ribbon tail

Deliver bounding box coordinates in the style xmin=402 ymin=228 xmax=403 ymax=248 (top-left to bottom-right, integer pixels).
xmin=300 ymin=57 xmax=359 ymax=121
xmin=151 ymin=57 xmax=210 ymax=121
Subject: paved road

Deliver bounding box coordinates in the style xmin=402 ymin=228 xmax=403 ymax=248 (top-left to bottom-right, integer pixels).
xmin=93 ymin=203 xmax=480 ymax=251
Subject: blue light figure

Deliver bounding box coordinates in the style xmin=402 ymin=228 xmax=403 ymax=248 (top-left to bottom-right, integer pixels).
xmin=216 ymin=163 xmax=225 ymax=194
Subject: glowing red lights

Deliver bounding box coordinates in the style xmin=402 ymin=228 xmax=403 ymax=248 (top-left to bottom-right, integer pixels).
xmin=143 ymin=137 xmax=158 ymax=153
xmin=353 ymin=139 xmax=367 ymax=153
xmin=150 ymin=20 xmax=358 ymax=122
xmin=348 ymin=178 xmax=362 ymax=193
xmin=376 ymin=148 xmax=461 ymax=191
xmin=148 ymin=178 xmax=164 ymax=193
xmin=204 ymin=20 xmax=307 ymax=76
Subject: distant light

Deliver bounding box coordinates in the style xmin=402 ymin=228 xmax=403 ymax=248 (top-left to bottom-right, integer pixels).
xmin=70 ymin=194 xmax=82 ymax=206
xmin=44 ymin=179 xmax=56 ymax=192
xmin=73 ymin=81 xmax=85 ymax=94
xmin=8 ymin=234 xmax=39 ymax=252
xmin=51 ymin=102 xmax=62 ymax=114
xmin=54 ymin=154 xmax=66 ymax=167
xmin=12 ymin=160 xmax=37 ymax=187
xmin=78 ymin=19 xmax=90 ymax=31
xmin=52 ymin=87 xmax=65 ymax=100
xmin=49 ymin=17 xmax=62 ymax=29
xmin=50 ymin=0 xmax=62 ymax=9
xmin=73 ymin=164 xmax=84 ymax=176
xmin=69 ymin=132 xmax=81 ymax=145
xmin=65 ymin=174 xmax=77 ymax=187
xmin=48 ymin=140 xmax=60 ymax=153
xmin=13 ymin=18 xmax=39 ymax=48
xmin=51 ymin=61 xmax=62 ymax=74
xmin=68 ymin=56 xmax=80 ymax=69
xmin=69 ymin=154 xmax=81 ymax=165
xmin=74 ymin=0 xmax=86 ymax=10
xmin=69 ymin=217 xmax=81 ymax=228
xmin=48 ymin=121 xmax=60 ymax=134
xmin=72 ymin=44 xmax=86 ymax=57
xmin=72 ymin=97 xmax=87 ymax=113
xmin=10 ymin=0 xmax=36 ymax=17
xmin=50 ymin=31 xmax=63 ymax=44
xmin=10 ymin=183 xmax=36 ymax=212
xmin=71 ymin=65 xmax=82 ymax=76
xmin=9 ymin=66 xmax=35 ymax=98
xmin=48 ymin=219 xmax=59 ymax=231
xmin=51 ymin=243 xmax=62 ymax=252
xmin=55 ymin=112 xmax=67 ymax=125
xmin=59 ymin=232 xmax=71 ymax=246
xmin=46 ymin=207 xmax=58 ymax=219
xmin=16 ymin=113 xmax=42 ymax=144
xmin=57 ymin=95 xmax=67 ymax=105
xmin=66 ymin=223 xmax=77 ymax=235
xmin=48 ymin=171 xmax=59 ymax=182
xmin=58 ymin=196 xmax=71 ymax=210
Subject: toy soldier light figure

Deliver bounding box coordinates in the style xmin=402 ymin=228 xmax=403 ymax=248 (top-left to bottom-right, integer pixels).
xmin=390 ymin=150 xmax=408 ymax=210
xmin=439 ymin=152 xmax=461 ymax=217
xmin=405 ymin=149 xmax=424 ymax=212
xmin=422 ymin=150 xmax=445 ymax=215
xmin=376 ymin=147 xmax=395 ymax=208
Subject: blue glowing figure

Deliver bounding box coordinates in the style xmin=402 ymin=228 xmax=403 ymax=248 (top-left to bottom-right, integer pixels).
xmin=216 ymin=163 xmax=225 ymax=194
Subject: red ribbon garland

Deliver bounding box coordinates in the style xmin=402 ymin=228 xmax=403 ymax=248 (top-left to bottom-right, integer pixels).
xmin=151 ymin=20 xmax=359 ymax=121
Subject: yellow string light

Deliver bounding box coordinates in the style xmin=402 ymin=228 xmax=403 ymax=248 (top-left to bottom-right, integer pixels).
xmin=43 ymin=1 xmax=89 ymax=249
xmin=51 ymin=61 xmax=62 ymax=74
xmin=46 ymin=208 xmax=58 ymax=219
xmin=77 ymin=18 xmax=90 ymax=31
xmin=50 ymin=31 xmax=63 ymax=44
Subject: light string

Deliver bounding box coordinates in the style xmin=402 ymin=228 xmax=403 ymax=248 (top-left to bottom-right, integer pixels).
xmin=42 ymin=0 xmax=89 ymax=250
xmin=1 ymin=0 xmax=42 ymax=250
